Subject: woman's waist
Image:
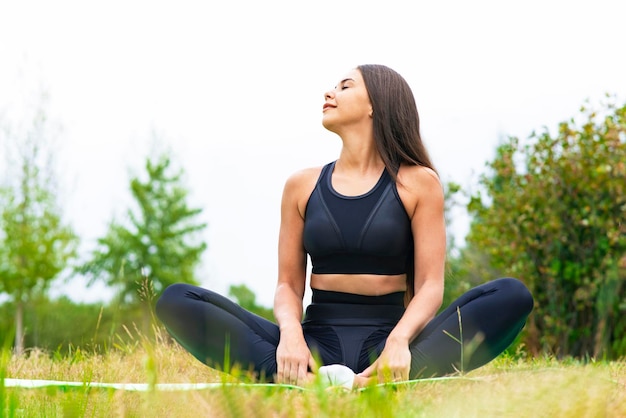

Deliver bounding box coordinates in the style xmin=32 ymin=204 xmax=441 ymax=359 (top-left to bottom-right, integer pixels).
xmin=310 ymin=288 xmax=405 ymax=305
xmin=302 ymin=289 xmax=405 ymax=326
xmin=310 ymin=274 xmax=407 ymax=296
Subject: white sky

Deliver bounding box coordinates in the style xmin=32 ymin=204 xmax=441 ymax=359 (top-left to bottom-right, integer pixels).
xmin=1 ymin=0 xmax=625 ymax=307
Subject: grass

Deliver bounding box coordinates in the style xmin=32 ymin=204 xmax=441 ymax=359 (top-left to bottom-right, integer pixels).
xmin=2 ymin=328 xmax=626 ymax=418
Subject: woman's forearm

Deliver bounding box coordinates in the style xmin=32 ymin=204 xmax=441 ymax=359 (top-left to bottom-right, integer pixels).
xmin=273 ymin=283 xmax=305 ymax=332
xmin=388 ymin=279 xmax=443 ymax=344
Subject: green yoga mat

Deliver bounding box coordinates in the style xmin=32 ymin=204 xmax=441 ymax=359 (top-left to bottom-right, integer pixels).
xmin=3 ymin=376 xmax=478 ymax=392
xmin=3 ymin=378 xmax=300 ymax=391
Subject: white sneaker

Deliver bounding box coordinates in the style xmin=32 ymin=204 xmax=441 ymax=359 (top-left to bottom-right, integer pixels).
xmin=317 ymin=364 xmax=355 ymax=389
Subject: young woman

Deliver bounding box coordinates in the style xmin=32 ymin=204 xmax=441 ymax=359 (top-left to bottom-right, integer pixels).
xmin=156 ymin=64 xmax=534 ymax=388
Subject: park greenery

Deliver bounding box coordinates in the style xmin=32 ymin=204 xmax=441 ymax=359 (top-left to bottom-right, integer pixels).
xmin=463 ymin=98 xmax=626 ymax=358
xmin=0 ymin=100 xmax=78 ymax=356
xmin=0 ymin=93 xmax=624 ymax=380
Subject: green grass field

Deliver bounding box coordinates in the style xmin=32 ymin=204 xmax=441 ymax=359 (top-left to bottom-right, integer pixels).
xmin=2 ymin=332 xmax=625 ymax=418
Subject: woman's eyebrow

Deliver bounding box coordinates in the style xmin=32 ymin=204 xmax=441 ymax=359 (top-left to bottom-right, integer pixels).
xmin=335 ymin=78 xmax=355 ymax=89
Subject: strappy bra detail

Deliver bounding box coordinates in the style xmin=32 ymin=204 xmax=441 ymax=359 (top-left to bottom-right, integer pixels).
xmin=303 ymin=161 xmax=413 ymax=275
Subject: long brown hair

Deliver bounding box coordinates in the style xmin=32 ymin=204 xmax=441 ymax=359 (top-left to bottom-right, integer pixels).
xmin=358 ymin=64 xmax=436 ymax=177
xmin=357 ymin=64 xmax=437 ymax=303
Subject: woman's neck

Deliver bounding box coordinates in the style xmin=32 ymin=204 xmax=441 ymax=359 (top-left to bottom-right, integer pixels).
xmin=335 ymin=128 xmax=383 ymax=175
xmin=336 ymin=149 xmax=383 ymax=176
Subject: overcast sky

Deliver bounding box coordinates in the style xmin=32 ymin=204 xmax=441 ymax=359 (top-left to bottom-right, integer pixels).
xmin=1 ymin=0 xmax=625 ymax=306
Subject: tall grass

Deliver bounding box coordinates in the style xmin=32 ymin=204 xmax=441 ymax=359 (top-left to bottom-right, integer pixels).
xmin=2 ymin=323 xmax=625 ymax=418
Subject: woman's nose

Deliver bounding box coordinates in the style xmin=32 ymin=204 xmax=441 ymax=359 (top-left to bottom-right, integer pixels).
xmin=324 ymin=90 xmax=334 ymax=100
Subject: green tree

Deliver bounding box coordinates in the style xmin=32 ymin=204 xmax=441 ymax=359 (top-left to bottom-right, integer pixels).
xmin=0 ymin=101 xmax=78 ymax=355
xmin=466 ymin=98 xmax=626 ymax=358
xmin=440 ymin=181 xmax=477 ymax=309
xmin=80 ymin=154 xmax=207 ymax=311
xmin=228 ymin=284 xmax=275 ymax=321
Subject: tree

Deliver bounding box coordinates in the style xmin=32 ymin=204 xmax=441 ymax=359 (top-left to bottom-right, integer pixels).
xmin=228 ymin=284 xmax=275 ymax=321
xmin=0 ymin=100 xmax=78 ymax=355
xmin=465 ymin=98 xmax=626 ymax=358
xmin=80 ymin=154 xmax=207 ymax=310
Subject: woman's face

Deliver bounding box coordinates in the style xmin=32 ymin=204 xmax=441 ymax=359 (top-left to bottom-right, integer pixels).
xmin=322 ymin=68 xmax=373 ymax=133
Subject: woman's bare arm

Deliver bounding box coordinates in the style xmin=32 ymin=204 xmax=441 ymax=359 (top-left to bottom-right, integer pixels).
xmin=358 ymin=165 xmax=446 ymax=382
xmin=273 ymin=168 xmax=320 ymax=384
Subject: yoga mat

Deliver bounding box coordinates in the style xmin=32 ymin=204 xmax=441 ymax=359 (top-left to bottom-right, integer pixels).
xmin=3 ymin=376 xmax=479 ymax=392
xmin=3 ymin=379 xmax=300 ymax=391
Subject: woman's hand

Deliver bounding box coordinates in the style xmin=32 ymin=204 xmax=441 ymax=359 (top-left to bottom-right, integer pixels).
xmin=357 ymin=337 xmax=411 ymax=383
xmin=276 ymin=328 xmax=317 ymax=386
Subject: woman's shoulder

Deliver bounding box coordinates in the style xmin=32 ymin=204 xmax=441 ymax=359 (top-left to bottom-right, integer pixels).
xmin=284 ymin=165 xmax=325 ymax=188
xmin=282 ymin=164 xmax=326 ymax=203
xmin=282 ymin=164 xmax=327 ymax=216
xmin=397 ymin=164 xmax=442 ymax=191
xmin=396 ymin=164 xmax=444 ymax=216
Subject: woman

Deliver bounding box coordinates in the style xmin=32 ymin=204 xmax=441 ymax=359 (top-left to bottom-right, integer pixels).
xmin=156 ymin=64 xmax=533 ymax=388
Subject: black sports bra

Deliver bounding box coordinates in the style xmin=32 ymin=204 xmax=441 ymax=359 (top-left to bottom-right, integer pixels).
xmin=303 ymin=161 xmax=413 ymax=275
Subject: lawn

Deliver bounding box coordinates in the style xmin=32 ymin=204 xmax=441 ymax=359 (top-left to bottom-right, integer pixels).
xmin=2 ymin=332 xmax=625 ymax=418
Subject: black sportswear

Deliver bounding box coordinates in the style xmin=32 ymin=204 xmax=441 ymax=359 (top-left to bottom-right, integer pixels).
xmin=155 ymin=162 xmax=534 ymax=381
xmin=156 ymin=278 xmax=534 ymax=379
xmin=303 ymin=161 xmax=413 ymax=275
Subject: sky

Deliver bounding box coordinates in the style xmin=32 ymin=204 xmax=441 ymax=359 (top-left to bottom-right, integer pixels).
xmin=1 ymin=0 xmax=625 ymax=307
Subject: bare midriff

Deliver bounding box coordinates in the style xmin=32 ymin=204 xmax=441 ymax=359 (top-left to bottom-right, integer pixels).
xmin=310 ymin=273 xmax=407 ymax=296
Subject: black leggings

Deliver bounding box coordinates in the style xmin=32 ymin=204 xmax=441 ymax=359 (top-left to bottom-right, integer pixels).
xmin=155 ymin=278 xmax=533 ymax=380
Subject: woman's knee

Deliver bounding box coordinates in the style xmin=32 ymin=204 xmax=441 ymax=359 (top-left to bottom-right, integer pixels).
xmin=155 ymin=283 xmax=195 ymax=321
xmin=495 ymin=277 xmax=534 ymax=317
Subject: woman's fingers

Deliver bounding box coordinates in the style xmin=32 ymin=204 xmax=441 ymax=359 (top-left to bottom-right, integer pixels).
xmin=374 ymin=364 xmax=409 ymax=383
xmin=278 ymin=361 xmax=295 ymax=383
xmin=287 ymin=363 xmax=297 ymax=383
xmin=277 ymin=360 xmax=288 ymax=383
xmin=277 ymin=361 xmax=283 ymax=382
xmin=276 ymin=338 xmax=313 ymax=385
xmin=357 ymin=358 xmax=410 ymax=383
xmin=308 ymin=355 xmax=319 ymax=374
xmin=284 ymin=363 xmax=297 ymax=384
xmin=357 ymin=362 xmax=376 ymax=378
xmin=393 ymin=372 xmax=406 ymax=382
xmin=277 ymin=360 xmax=309 ymax=385
xmin=297 ymin=362 xmax=308 ymax=384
